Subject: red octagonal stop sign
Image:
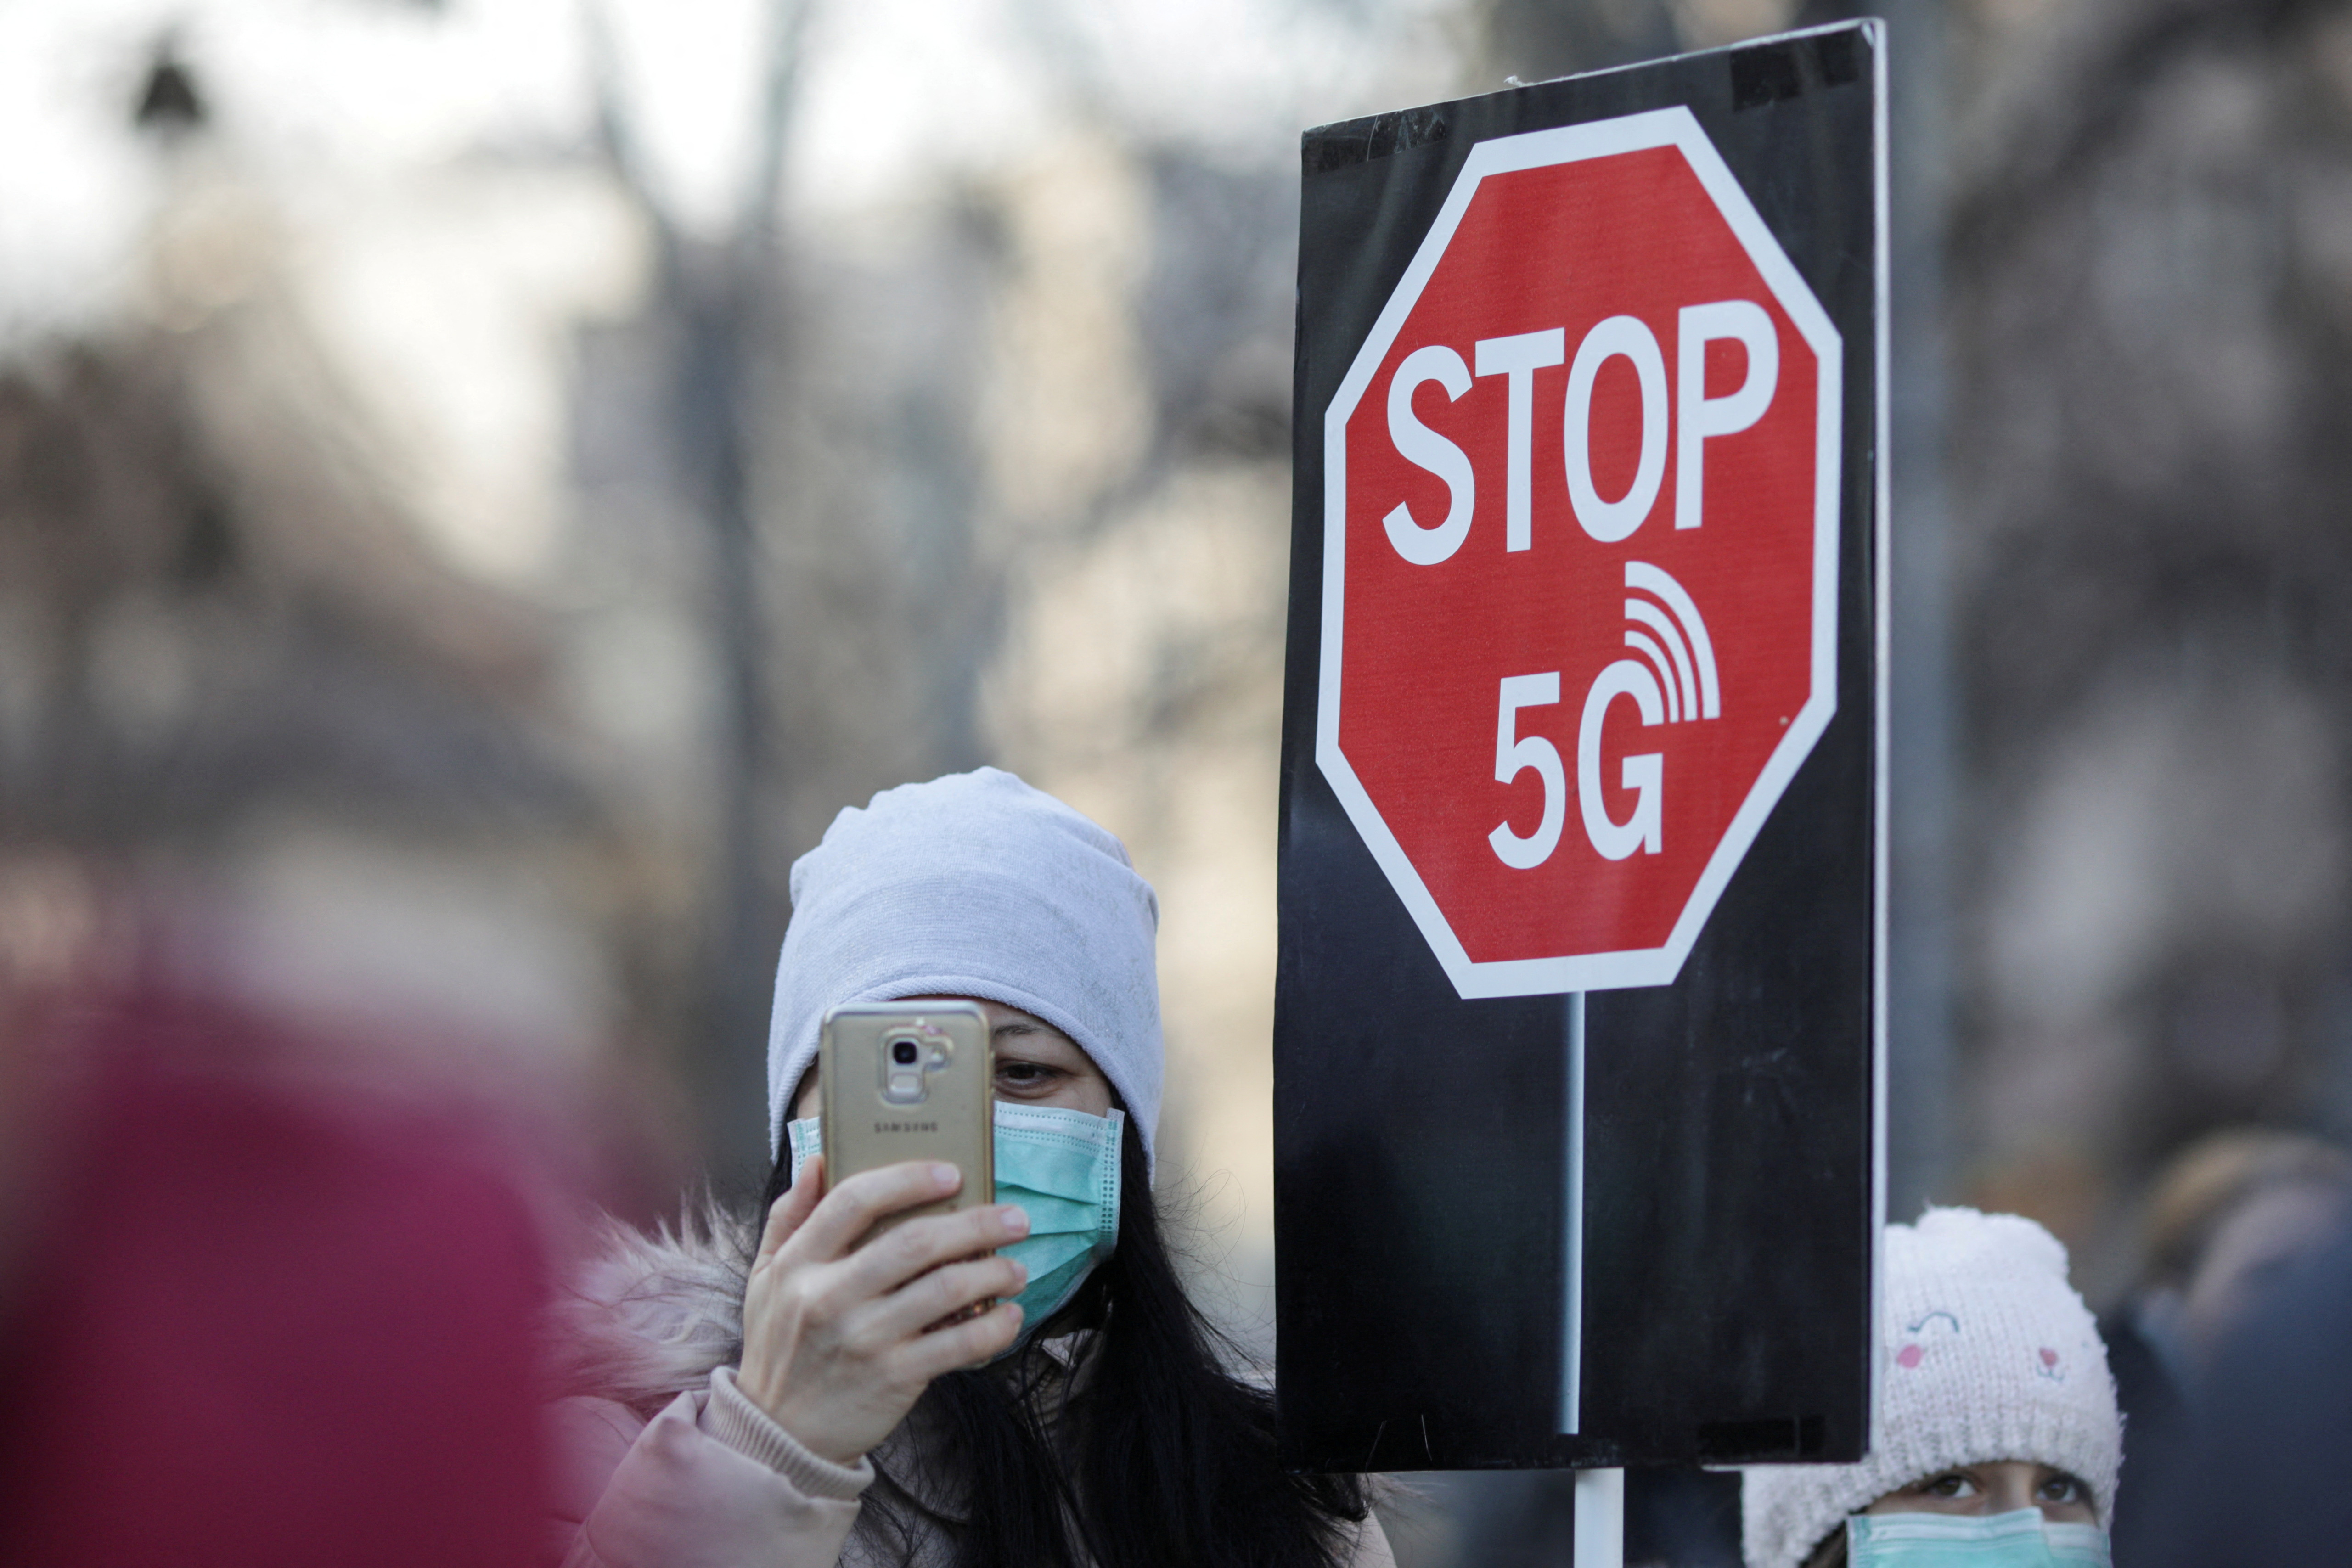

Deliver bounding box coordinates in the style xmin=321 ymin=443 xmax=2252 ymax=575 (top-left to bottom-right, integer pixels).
xmin=1317 ymin=107 xmax=1842 ymax=997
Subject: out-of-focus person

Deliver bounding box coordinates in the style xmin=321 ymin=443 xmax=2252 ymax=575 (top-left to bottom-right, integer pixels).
xmin=2121 ymin=1128 xmax=2349 ymax=1361
xmin=0 ymin=988 xmax=554 ymax=1568
xmin=544 ymin=768 xmax=1386 ymax=1568
xmin=1742 ymin=1208 xmax=2121 ymax=1568
xmin=2130 ymin=1203 xmax=2352 ymax=1568
xmin=2096 ymin=1128 xmax=2348 ymax=1565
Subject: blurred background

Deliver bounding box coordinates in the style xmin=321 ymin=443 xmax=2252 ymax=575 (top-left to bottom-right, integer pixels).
xmin=5 ymin=0 xmax=2352 ymax=1560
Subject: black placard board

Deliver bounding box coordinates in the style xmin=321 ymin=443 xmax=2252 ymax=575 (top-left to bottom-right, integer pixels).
xmin=1275 ymin=22 xmax=1885 ymax=1472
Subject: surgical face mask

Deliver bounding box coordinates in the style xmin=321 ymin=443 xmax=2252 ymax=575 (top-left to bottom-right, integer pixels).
xmin=1846 ymin=1510 xmax=2110 ymax=1568
xmin=785 ymin=1102 xmax=1124 ymax=1343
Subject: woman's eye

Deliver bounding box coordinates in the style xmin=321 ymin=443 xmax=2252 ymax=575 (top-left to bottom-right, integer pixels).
xmin=2039 ymin=1476 xmax=2084 ymax=1504
xmin=998 ymin=1062 xmax=1060 ymax=1088
xmin=1923 ymin=1474 xmax=1975 ymax=1498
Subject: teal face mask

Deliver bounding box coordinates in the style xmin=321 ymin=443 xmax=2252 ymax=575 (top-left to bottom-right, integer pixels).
xmin=1846 ymin=1511 xmax=2110 ymax=1568
xmin=785 ymin=1102 xmax=1124 ymax=1343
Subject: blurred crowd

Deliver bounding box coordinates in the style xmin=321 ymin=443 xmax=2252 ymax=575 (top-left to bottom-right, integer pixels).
xmin=7 ymin=0 xmax=2352 ymax=1563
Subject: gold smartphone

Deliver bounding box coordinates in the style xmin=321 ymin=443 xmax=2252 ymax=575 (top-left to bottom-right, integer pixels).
xmin=818 ymin=1001 xmax=995 ymax=1242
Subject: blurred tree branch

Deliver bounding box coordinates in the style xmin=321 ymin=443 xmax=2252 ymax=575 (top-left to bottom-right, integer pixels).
xmin=585 ymin=0 xmax=820 ymax=1185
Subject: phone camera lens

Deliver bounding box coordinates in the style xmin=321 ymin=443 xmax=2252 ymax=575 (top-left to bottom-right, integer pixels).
xmin=890 ymin=1039 xmax=919 ymax=1065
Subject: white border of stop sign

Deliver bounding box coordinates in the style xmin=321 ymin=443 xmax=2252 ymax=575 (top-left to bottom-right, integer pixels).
xmin=1317 ymin=105 xmax=1845 ymax=999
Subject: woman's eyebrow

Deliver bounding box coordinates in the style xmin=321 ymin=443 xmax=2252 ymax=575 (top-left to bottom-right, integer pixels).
xmin=991 ymin=1021 xmax=1043 ymax=1040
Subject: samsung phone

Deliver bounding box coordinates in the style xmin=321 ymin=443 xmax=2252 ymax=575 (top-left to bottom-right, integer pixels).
xmin=818 ymin=1000 xmax=995 ymax=1241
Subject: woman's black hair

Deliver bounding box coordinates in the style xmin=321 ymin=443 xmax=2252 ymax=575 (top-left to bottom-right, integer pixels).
xmin=755 ymin=1118 xmax=1371 ymax=1568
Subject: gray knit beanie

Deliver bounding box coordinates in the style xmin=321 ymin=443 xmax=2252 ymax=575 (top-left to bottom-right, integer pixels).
xmin=1740 ymin=1208 xmax=2123 ymax=1568
xmin=764 ymin=767 xmax=1164 ymax=1170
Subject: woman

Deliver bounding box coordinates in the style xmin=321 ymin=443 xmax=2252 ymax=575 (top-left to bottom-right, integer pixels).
xmin=1742 ymin=1208 xmax=2122 ymax=1568
xmin=547 ymin=768 xmax=1387 ymax=1567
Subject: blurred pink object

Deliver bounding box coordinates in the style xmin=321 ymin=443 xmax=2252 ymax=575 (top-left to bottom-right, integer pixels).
xmin=0 ymin=992 xmax=550 ymax=1567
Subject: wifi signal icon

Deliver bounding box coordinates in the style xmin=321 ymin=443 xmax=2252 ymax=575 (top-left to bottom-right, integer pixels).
xmin=1618 ymin=562 xmax=1719 ymax=725
xmin=1578 ymin=561 xmax=1719 ymax=861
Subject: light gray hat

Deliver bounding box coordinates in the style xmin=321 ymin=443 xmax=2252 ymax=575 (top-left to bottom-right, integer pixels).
xmin=764 ymin=767 xmax=1164 ymax=1170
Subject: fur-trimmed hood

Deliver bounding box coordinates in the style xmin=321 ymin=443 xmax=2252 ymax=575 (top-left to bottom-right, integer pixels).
xmin=543 ymin=1201 xmax=1034 ymax=1534
xmin=540 ymin=1208 xmax=1389 ymax=1568
xmin=545 ymin=1203 xmax=757 ymax=1420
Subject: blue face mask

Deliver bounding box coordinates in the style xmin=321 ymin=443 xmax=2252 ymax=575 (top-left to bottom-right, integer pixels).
xmin=1846 ymin=1511 xmax=2110 ymax=1568
xmin=785 ymin=1102 xmax=1124 ymax=1343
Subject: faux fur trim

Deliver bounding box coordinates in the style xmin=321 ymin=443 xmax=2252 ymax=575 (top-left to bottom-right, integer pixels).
xmin=545 ymin=1199 xmax=756 ymax=1419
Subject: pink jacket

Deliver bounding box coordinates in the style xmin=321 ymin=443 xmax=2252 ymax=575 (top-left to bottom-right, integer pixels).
xmin=545 ymin=1214 xmax=1396 ymax=1568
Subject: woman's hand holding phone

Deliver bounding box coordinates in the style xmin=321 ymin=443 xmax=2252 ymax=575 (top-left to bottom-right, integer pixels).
xmin=737 ymin=1155 xmax=1029 ymax=1465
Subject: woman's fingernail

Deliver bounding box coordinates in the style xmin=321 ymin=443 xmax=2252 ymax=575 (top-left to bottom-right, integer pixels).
xmin=1007 ymin=1261 xmax=1029 ymax=1287
xmin=1004 ymin=1303 xmax=1024 ymax=1326
xmin=930 ymin=1163 xmax=960 ymax=1190
xmin=1000 ymin=1206 xmax=1030 ymax=1236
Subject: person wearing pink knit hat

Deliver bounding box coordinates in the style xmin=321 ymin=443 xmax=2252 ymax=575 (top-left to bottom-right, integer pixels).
xmin=1741 ymin=1208 xmax=2123 ymax=1568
